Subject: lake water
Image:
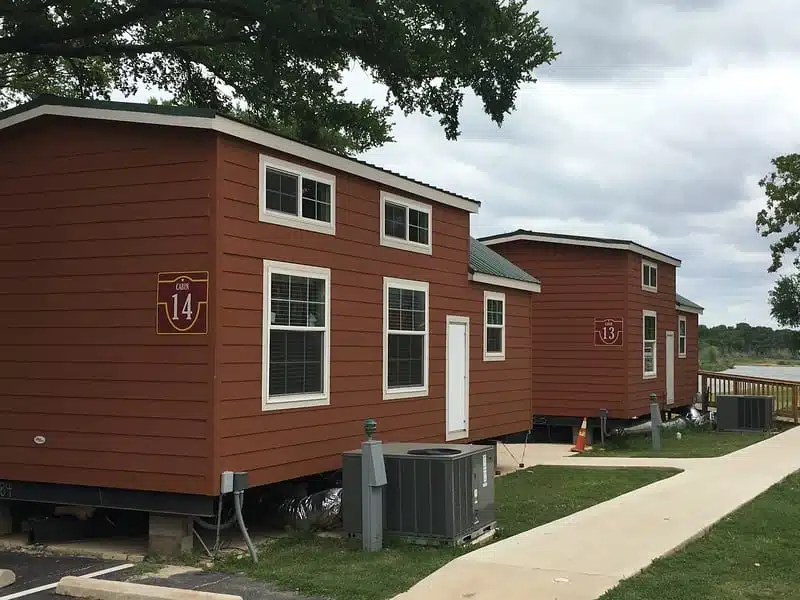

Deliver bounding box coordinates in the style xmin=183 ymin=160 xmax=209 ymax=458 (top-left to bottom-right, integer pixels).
xmin=724 ymin=365 xmax=800 ymax=382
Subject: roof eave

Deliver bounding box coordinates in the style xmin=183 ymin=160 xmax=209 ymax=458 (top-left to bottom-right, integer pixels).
xmin=0 ymin=101 xmax=481 ymax=214
xmin=481 ymin=232 xmax=682 ymax=267
xmin=677 ymin=304 xmax=704 ymax=315
xmin=469 ymin=272 xmax=541 ymax=293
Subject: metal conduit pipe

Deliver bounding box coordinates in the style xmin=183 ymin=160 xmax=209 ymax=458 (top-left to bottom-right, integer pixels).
xmin=193 ymin=494 xmax=240 ymax=532
xmin=234 ymin=490 xmax=257 ymax=563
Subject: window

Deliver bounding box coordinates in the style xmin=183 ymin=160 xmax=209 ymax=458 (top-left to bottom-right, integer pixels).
xmin=642 ymin=260 xmax=658 ymax=292
xmin=262 ymin=261 xmax=331 ymax=411
xmin=643 ymin=310 xmax=657 ymax=378
xmin=383 ymin=277 xmax=429 ymax=399
xmin=678 ymin=316 xmax=687 ymax=358
xmin=380 ymin=192 xmax=432 ymax=254
xmin=259 ymin=155 xmax=336 ymax=235
xmin=483 ymin=291 xmax=506 ymax=361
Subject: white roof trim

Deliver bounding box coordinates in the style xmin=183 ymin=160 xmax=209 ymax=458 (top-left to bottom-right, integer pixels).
xmin=469 ymin=272 xmax=541 ymax=293
xmin=482 ymin=233 xmax=682 ymax=267
xmin=0 ymin=103 xmax=481 ymax=214
xmin=677 ymin=303 xmax=704 ymax=315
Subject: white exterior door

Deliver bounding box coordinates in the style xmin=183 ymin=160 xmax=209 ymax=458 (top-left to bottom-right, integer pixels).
xmin=666 ymin=331 xmax=675 ymax=405
xmin=446 ymin=316 xmax=470 ymax=440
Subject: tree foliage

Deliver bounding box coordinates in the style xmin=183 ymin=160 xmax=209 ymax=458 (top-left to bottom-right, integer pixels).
xmin=699 ymin=322 xmax=800 ymax=371
xmin=0 ymin=0 xmax=558 ymax=154
xmin=700 ymin=323 xmax=800 ymax=358
xmin=756 ymin=154 xmax=800 ymax=327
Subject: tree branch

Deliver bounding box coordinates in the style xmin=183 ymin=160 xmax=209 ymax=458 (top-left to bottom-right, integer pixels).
xmin=0 ymin=0 xmax=267 ymax=55
xmin=22 ymin=34 xmax=250 ymax=59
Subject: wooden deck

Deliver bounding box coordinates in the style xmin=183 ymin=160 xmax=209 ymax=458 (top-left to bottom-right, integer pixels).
xmin=698 ymin=370 xmax=799 ymax=422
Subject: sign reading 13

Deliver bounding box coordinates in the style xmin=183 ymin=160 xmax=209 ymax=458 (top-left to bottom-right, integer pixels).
xmin=156 ymin=271 xmax=210 ymax=335
xmin=594 ymin=317 xmax=624 ymax=347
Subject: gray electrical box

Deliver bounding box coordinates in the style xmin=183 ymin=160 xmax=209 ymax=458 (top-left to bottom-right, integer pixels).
xmin=342 ymin=442 xmax=496 ymax=545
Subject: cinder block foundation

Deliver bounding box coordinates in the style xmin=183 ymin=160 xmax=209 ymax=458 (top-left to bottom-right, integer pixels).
xmin=148 ymin=514 xmax=193 ymax=556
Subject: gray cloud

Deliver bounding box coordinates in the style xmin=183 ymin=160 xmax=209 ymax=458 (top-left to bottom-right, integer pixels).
xmin=350 ymin=0 xmax=800 ymax=326
xmin=534 ymin=0 xmax=800 ymax=83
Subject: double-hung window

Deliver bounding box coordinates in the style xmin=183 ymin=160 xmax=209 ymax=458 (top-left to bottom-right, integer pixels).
xmin=678 ymin=316 xmax=687 ymax=358
xmin=383 ymin=278 xmax=429 ymax=399
xmin=380 ymin=192 xmax=432 ymax=254
xmin=483 ymin=291 xmax=506 ymax=361
xmin=262 ymin=261 xmax=330 ymax=411
xmin=642 ymin=260 xmax=658 ymax=292
xmin=643 ymin=310 xmax=657 ymax=378
xmin=259 ymin=155 xmax=336 ymax=235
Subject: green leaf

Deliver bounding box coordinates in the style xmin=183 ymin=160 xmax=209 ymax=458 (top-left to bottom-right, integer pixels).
xmin=0 ymin=0 xmax=559 ymax=155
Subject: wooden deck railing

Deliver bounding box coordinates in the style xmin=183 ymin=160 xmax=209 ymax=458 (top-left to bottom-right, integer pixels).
xmin=698 ymin=370 xmax=799 ymax=422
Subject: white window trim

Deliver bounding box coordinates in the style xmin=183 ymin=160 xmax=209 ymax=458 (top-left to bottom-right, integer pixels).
xmin=678 ymin=315 xmax=687 ymax=358
xmin=643 ymin=310 xmax=657 ymax=379
xmin=383 ymin=277 xmax=430 ymax=400
xmin=642 ymin=260 xmax=658 ymax=292
xmin=261 ymin=260 xmax=331 ymax=412
xmin=379 ymin=191 xmax=433 ymax=255
xmin=259 ymin=154 xmax=336 ymax=236
xmin=483 ymin=291 xmax=506 ymax=362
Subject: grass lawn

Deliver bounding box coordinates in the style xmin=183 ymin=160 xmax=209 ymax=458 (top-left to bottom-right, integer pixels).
xmin=581 ymin=425 xmax=790 ymax=459
xmin=215 ymin=466 xmax=678 ymax=600
xmin=600 ymin=470 xmax=800 ymax=600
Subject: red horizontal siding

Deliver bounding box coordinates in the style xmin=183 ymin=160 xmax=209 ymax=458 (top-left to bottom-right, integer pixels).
xmin=214 ymin=135 xmax=532 ymax=487
xmin=626 ymin=253 xmax=678 ymax=416
xmin=0 ymin=117 xmax=215 ymax=495
xmin=676 ymin=311 xmax=700 ymax=406
xmin=484 ymin=241 xmax=630 ymax=419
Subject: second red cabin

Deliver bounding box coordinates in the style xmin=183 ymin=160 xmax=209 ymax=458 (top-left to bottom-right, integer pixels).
xmin=481 ymin=230 xmax=704 ymax=439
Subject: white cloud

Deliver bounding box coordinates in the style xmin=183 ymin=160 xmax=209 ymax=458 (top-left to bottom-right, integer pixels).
xmin=352 ymin=0 xmax=800 ymax=327
xmin=107 ymin=2 xmax=799 ymax=328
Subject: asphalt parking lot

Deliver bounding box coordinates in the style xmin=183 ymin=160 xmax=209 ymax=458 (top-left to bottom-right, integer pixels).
xmin=0 ymin=551 xmax=134 ymax=600
xmin=0 ymin=550 xmax=323 ymax=600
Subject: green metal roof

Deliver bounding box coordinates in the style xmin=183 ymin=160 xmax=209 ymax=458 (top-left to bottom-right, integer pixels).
xmin=676 ymin=293 xmax=704 ymax=312
xmin=469 ymin=237 xmax=539 ymax=285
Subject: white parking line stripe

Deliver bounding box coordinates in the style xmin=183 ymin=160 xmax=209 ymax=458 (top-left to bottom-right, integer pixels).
xmin=0 ymin=563 xmax=135 ymax=600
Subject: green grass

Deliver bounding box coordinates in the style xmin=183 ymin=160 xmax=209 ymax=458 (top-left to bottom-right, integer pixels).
xmin=215 ymin=466 xmax=678 ymax=600
xmin=600 ymin=469 xmax=800 ymax=600
xmin=581 ymin=426 xmax=786 ymax=459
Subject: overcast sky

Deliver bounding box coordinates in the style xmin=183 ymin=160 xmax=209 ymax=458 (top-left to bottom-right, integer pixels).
xmin=342 ymin=0 xmax=800 ymax=328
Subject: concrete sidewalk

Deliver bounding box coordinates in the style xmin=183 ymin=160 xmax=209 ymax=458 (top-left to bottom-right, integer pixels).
xmin=394 ymin=426 xmax=800 ymax=600
xmin=494 ymin=441 xmax=709 ymax=471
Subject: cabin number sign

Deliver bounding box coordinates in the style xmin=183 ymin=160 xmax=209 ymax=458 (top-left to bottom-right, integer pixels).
xmin=594 ymin=317 xmax=623 ymax=347
xmin=156 ymin=271 xmax=210 ymax=335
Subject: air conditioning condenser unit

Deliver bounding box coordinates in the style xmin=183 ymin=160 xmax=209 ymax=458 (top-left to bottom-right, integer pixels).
xmin=342 ymin=442 xmax=496 ymax=546
xmin=716 ymin=395 xmax=774 ymax=432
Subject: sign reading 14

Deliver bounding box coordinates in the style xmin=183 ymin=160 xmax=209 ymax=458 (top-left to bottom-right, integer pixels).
xmin=156 ymin=271 xmax=210 ymax=335
xmin=171 ymin=280 xmax=195 ymax=321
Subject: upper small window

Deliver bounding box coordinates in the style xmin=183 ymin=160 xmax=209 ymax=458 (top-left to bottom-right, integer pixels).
xmin=678 ymin=316 xmax=687 ymax=358
xmin=642 ymin=260 xmax=658 ymax=292
xmin=259 ymin=155 xmax=336 ymax=235
xmin=484 ymin=291 xmax=506 ymax=361
xmin=380 ymin=192 xmax=432 ymax=255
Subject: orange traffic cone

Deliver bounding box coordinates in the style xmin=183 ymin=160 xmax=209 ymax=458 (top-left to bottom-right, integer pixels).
xmin=571 ymin=417 xmax=588 ymax=453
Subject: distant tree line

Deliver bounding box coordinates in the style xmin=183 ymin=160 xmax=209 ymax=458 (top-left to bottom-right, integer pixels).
xmin=699 ymin=323 xmax=800 ymax=371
